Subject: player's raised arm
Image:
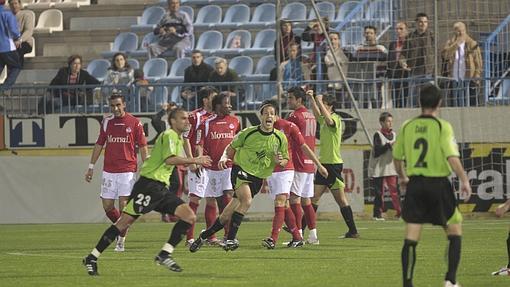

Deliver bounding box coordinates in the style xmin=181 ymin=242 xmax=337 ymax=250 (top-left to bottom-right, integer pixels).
xmin=315 ymin=94 xmax=335 ymax=127
xmin=306 ymin=89 xmax=322 ymax=119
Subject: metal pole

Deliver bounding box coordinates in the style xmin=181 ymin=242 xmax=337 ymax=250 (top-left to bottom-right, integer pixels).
xmin=275 ymin=0 xmax=282 ymax=117
xmin=434 ymin=0 xmax=438 ymax=85
xmin=309 ymin=0 xmax=373 ymax=147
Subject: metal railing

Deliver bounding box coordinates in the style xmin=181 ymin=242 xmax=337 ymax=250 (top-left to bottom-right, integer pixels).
xmin=484 ymin=14 xmax=510 ymax=102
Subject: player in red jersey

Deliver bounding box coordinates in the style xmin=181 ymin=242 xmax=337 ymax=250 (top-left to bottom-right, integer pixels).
xmin=285 ymin=87 xmax=321 ymax=244
xmin=196 ymin=92 xmax=241 ymax=243
xmin=261 ymin=100 xmax=328 ymax=249
xmin=182 ymin=86 xmax=219 ymax=245
xmin=85 ymin=93 xmax=148 ymax=252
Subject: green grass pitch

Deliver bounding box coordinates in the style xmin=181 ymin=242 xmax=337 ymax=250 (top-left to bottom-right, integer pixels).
xmin=1 ymin=219 xmax=509 ymax=287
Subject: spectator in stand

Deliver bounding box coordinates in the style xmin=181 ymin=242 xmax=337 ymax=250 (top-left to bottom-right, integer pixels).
xmin=368 ymin=112 xmax=401 ymax=220
xmin=229 ymin=35 xmax=242 ymax=49
xmin=181 ymin=50 xmax=213 ymax=109
xmin=302 ymin=17 xmax=329 ymax=92
xmin=148 ymin=0 xmax=192 ymax=59
xmin=324 ymin=31 xmax=349 ymax=104
xmin=208 ymin=57 xmax=242 ymax=110
xmin=40 ymin=55 xmax=101 ymax=113
xmin=387 ymin=21 xmax=410 ymax=108
xmin=275 ymin=19 xmax=301 ymax=63
xmin=8 ymin=0 xmax=33 ymax=68
xmin=133 ymin=69 xmax=153 ymax=112
xmin=400 ymin=13 xmax=435 ymax=106
xmin=0 ymin=0 xmax=21 ymax=92
xmin=355 ymin=25 xmax=387 ymax=109
xmin=103 ymin=52 xmax=134 ymax=104
xmin=279 ymin=43 xmax=311 ymax=92
xmin=441 ymin=21 xmax=483 ymax=107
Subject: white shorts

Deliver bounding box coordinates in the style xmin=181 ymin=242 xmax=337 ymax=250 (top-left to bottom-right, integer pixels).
xmin=100 ymin=171 xmax=136 ymax=200
xmin=187 ymin=168 xmax=208 ymax=198
xmin=205 ymin=168 xmax=233 ymax=198
xmin=267 ymin=170 xmax=295 ymax=199
xmin=290 ymin=171 xmax=315 ymax=198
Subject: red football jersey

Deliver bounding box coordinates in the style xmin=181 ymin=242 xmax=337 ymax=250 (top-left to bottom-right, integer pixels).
xmin=96 ymin=113 xmax=147 ymax=173
xmin=196 ymin=114 xmax=240 ymax=171
xmin=287 ymin=106 xmax=316 ymax=173
xmin=274 ymin=119 xmax=305 ymax=172
xmin=183 ymin=108 xmax=213 ymax=156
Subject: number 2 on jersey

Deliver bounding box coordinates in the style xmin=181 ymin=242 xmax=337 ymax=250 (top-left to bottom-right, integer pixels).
xmin=413 ymin=138 xmax=428 ymax=168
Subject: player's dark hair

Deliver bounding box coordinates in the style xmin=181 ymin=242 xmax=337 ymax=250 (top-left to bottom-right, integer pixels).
xmin=379 ymin=112 xmax=393 ymax=123
xmin=109 ymin=93 xmax=125 ymax=103
xmin=259 ymin=99 xmax=277 ymax=115
xmin=364 ymin=25 xmax=377 ymax=33
xmin=167 ymin=107 xmax=186 ymax=127
xmin=212 ymin=91 xmax=230 ymax=112
xmin=415 ymin=12 xmax=428 ymax=21
xmin=197 ymin=86 xmax=218 ymax=107
xmin=419 ymin=84 xmax=442 ymax=109
xmin=322 ymin=93 xmax=337 ymax=109
xmin=287 ymin=86 xmax=306 ymax=102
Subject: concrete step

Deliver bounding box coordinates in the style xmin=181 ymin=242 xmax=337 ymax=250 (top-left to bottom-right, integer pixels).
xmin=70 ymin=16 xmax=139 ymax=31
xmin=43 ymin=42 xmax=111 ymax=57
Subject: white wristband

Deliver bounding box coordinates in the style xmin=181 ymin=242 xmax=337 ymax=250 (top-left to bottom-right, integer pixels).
xmin=88 ymin=163 xmax=94 ymax=170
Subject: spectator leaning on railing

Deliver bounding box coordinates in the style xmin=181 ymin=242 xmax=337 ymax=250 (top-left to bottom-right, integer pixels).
xmin=148 ymin=0 xmax=193 ymax=59
xmin=0 ymin=0 xmax=22 ymax=92
xmin=8 ymin=0 xmax=33 ymax=68
xmin=279 ymin=42 xmax=311 ymax=93
xmin=208 ymin=57 xmax=242 ymax=110
xmin=181 ymin=50 xmax=213 ymax=109
xmin=387 ymin=21 xmax=410 ymax=108
xmin=441 ymin=21 xmax=483 ymax=107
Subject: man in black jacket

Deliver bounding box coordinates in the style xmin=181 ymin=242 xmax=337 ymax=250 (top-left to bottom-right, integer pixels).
xmin=181 ymin=50 xmax=213 ymax=110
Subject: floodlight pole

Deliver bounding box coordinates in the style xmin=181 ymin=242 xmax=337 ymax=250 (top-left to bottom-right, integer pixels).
xmin=275 ymin=0 xmax=282 ymax=117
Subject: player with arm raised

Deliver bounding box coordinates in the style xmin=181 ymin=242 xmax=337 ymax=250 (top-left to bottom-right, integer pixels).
xmin=195 ymin=92 xmax=240 ymax=245
xmin=85 ymin=93 xmax=148 ymax=252
xmin=260 ymin=99 xmax=328 ymax=249
xmin=190 ymin=101 xmax=289 ymax=252
xmin=393 ymin=84 xmax=471 ymax=287
xmin=83 ymin=108 xmax=212 ymax=275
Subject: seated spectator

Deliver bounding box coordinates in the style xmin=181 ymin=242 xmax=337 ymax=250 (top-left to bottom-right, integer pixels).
xmin=133 ymin=69 xmax=153 ymax=112
xmin=441 ymin=21 xmax=482 ymax=107
xmin=148 ymin=0 xmax=192 ymax=59
xmin=104 ymin=53 xmax=134 ymax=87
xmin=9 ymin=0 xmax=33 ymax=67
xmin=229 ymin=35 xmax=242 ymax=49
xmin=39 ymin=55 xmax=100 ymax=113
xmin=208 ymin=57 xmax=243 ymax=109
xmin=278 ymin=43 xmax=311 ymax=92
xmin=324 ymin=31 xmax=349 ymax=90
xmin=275 ymin=19 xmax=301 ymax=63
xmin=387 ymin=21 xmax=410 ymax=108
xmin=181 ymin=50 xmax=213 ymax=109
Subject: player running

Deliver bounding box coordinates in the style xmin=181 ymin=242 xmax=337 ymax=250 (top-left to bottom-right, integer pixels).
xmin=195 ymin=92 xmax=241 ymax=244
xmin=393 ymin=84 xmax=471 ymax=287
xmin=261 ymin=100 xmax=328 ymax=249
xmin=189 ymin=101 xmax=289 ymax=252
xmin=306 ymin=90 xmax=360 ymax=239
xmin=83 ymin=108 xmax=212 ymax=275
xmin=85 ymin=93 xmax=148 ymax=252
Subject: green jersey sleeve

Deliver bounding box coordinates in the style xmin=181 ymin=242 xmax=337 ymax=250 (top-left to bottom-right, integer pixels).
xmin=230 ymin=127 xmax=250 ymax=150
xmin=392 ymin=122 xmax=407 ymax=161
xmin=440 ymin=121 xmax=460 ymax=158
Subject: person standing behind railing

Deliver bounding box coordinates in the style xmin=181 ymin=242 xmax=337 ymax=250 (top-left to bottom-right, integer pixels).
xmin=387 ymin=21 xmax=410 ymax=108
xmin=441 ymin=22 xmax=483 ymax=107
xmin=0 ymin=0 xmax=22 ymax=92
xmin=8 ymin=0 xmax=33 ymax=68
xmin=324 ymin=31 xmax=349 ymax=108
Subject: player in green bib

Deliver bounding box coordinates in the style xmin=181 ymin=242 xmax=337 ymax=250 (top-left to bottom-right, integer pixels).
xmin=190 ymin=101 xmax=289 ymax=252
xmin=83 ymin=108 xmax=211 ymax=275
xmin=306 ymin=90 xmax=359 ymax=239
xmin=392 ymin=84 xmax=472 ymax=287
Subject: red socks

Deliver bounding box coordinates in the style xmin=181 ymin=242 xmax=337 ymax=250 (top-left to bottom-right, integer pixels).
xmin=290 ymin=203 xmax=303 ymax=230
xmin=284 ymin=207 xmax=303 ymax=241
xmin=270 ymin=206 xmax=285 ymax=242
xmin=303 ymin=204 xmax=317 ymax=230
xmin=105 ymin=208 xmax=120 ymax=223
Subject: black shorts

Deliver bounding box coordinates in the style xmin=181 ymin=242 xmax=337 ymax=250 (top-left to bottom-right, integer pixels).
xmin=402 ymin=176 xmax=457 ymax=226
xmin=315 ymin=163 xmax=344 ymax=189
xmin=230 ymin=165 xmax=264 ymax=198
xmin=123 ymin=176 xmax=185 ymax=217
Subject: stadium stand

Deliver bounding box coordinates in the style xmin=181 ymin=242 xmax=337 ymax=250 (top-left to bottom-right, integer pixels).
xmin=101 ymin=32 xmax=138 ymax=58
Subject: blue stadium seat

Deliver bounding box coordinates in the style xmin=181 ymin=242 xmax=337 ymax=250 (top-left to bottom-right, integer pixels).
xmin=243 ymin=29 xmax=275 ymax=56
xmin=229 ymin=56 xmax=253 ymax=79
xmin=217 ymin=4 xmax=250 ymax=29
xmin=161 ymin=58 xmax=192 ymax=82
xmin=243 ymin=3 xmax=275 ymax=29
xmin=246 ymin=55 xmax=276 ymax=81
xmin=127 ymin=58 xmax=140 ymax=70
xmin=128 ymin=32 xmax=158 ymax=58
xmin=151 ymin=86 xmax=169 ymax=108
xmin=194 ymin=5 xmax=222 ymax=29
xmin=180 ymin=6 xmax=194 ymax=22
xmin=219 ymin=30 xmax=251 ymax=56
xmin=366 ymin=0 xmax=390 ymax=23
xmin=341 ymin=25 xmax=364 ymax=48
xmin=131 ymin=6 xmax=165 ymax=32
xmin=195 ymin=30 xmax=223 ymax=56
xmin=86 ymin=59 xmax=110 ymax=82
xmin=334 ymin=1 xmax=363 ymax=24
xmin=143 ymin=58 xmax=168 ymax=82
xmin=101 ymin=32 xmax=139 ymax=58
xmin=282 ymin=2 xmax=306 ymax=21
xmin=308 ymin=1 xmax=336 ymax=21
xmin=203 ymin=56 xmax=220 ymax=67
